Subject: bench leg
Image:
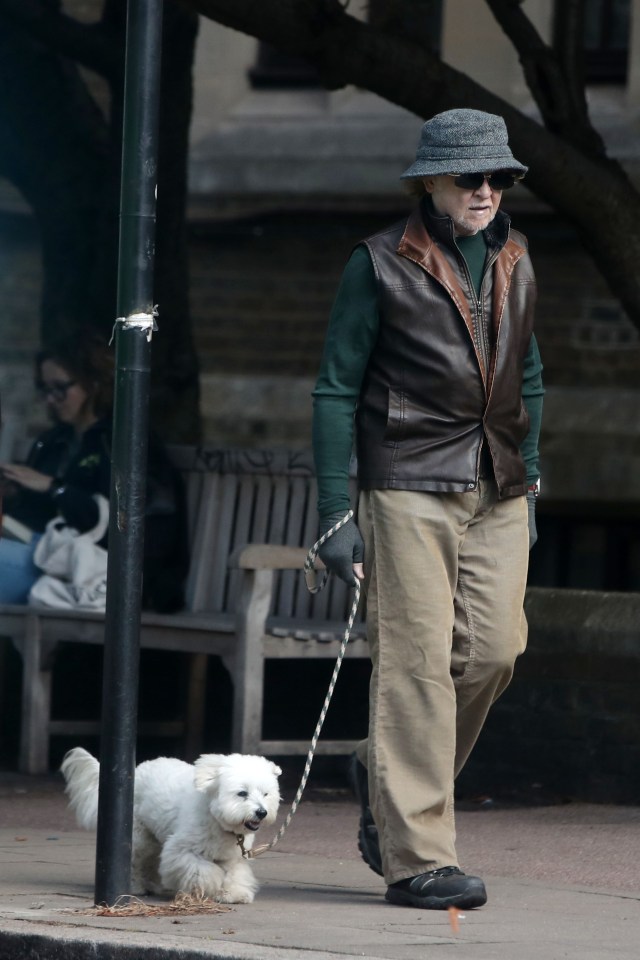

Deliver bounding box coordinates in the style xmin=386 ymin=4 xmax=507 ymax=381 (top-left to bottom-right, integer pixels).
xmin=232 ymin=569 xmax=273 ymax=755
xmin=15 ymin=615 xmax=56 ymax=775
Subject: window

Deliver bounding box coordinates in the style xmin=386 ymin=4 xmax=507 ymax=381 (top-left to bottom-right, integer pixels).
xmin=583 ymin=0 xmax=630 ymax=82
xmin=249 ymin=45 xmax=321 ymax=90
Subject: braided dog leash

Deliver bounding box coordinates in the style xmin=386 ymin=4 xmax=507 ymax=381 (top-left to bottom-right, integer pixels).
xmin=247 ymin=510 xmax=361 ymax=858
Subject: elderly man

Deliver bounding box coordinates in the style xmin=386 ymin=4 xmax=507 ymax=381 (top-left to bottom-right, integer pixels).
xmin=312 ymin=109 xmax=543 ymax=910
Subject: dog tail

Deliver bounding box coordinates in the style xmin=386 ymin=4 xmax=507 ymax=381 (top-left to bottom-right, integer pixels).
xmin=60 ymin=747 xmax=100 ymax=831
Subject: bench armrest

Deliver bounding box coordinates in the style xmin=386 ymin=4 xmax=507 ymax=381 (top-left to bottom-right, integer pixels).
xmin=229 ymin=544 xmax=325 ymax=571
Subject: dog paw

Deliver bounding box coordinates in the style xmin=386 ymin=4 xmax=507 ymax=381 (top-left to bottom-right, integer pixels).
xmin=162 ymin=871 xmax=222 ymax=900
xmin=216 ymin=887 xmax=255 ymax=904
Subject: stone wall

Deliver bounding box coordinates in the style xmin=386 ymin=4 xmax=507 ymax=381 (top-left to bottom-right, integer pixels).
xmin=458 ymin=588 xmax=640 ymax=804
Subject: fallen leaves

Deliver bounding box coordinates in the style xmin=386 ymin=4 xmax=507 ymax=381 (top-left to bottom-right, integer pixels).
xmin=77 ymin=892 xmax=232 ymax=917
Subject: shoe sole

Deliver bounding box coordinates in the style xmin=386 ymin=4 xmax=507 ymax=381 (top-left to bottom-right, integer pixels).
xmin=385 ymin=884 xmax=487 ymax=911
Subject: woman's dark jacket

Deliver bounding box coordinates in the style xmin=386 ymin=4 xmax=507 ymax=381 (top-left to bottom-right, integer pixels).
xmin=4 ymin=419 xmax=188 ymax=612
xmin=6 ymin=419 xmax=111 ymax=535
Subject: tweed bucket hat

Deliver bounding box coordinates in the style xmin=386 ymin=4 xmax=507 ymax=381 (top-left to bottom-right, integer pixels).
xmin=400 ymin=108 xmax=527 ymax=179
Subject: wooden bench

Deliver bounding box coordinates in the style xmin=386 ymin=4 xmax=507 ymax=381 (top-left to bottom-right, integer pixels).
xmin=0 ymin=446 xmax=367 ymax=774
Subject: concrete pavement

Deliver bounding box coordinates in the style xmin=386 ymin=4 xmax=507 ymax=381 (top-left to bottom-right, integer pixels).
xmin=0 ymin=772 xmax=639 ymax=959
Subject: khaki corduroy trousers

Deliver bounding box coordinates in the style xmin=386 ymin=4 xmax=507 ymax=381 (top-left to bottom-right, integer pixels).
xmin=355 ymin=482 xmax=529 ymax=884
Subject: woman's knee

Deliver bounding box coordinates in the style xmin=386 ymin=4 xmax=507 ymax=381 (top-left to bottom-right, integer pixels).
xmin=0 ymin=538 xmax=39 ymax=603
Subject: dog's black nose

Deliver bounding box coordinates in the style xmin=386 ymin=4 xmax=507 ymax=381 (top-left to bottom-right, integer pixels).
xmin=255 ymin=807 xmax=267 ymax=820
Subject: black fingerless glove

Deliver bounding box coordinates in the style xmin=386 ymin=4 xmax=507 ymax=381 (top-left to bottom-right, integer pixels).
xmin=318 ymin=513 xmax=365 ymax=585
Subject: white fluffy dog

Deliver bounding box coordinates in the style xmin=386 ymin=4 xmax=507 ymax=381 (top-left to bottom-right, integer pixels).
xmin=61 ymin=747 xmax=281 ymax=903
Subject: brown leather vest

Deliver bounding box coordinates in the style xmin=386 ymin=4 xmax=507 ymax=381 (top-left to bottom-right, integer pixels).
xmin=355 ymin=202 xmax=537 ymax=500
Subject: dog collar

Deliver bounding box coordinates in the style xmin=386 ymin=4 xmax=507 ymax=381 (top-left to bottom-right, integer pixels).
xmin=236 ymin=834 xmax=252 ymax=859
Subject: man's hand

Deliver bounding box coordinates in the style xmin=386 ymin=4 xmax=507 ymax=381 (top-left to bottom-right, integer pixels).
xmin=318 ymin=513 xmax=365 ymax=585
xmin=526 ymin=491 xmax=537 ymax=550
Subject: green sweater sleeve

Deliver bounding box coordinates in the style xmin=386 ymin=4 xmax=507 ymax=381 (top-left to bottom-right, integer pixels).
xmin=312 ymin=246 xmax=379 ymax=521
xmin=520 ymin=333 xmax=544 ymax=484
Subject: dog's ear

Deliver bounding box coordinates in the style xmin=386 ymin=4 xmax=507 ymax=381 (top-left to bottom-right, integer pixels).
xmin=269 ymin=762 xmax=283 ymax=779
xmin=193 ymin=753 xmax=228 ymax=792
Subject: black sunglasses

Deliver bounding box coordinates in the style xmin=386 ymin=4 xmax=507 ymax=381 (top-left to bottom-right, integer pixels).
xmin=36 ymin=380 xmax=77 ymax=402
xmin=448 ymin=171 xmax=524 ymax=191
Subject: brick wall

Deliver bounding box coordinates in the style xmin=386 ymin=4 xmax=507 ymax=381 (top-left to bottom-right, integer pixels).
xmin=188 ymin=211 xmax=386 ymax=379
xmin=523 ymin=217 xmax=640 ymax=388
xmin=188 ymin=208 xmax=640 ymax=389
xmin=3 ymin=205 xmax=640 ymax=444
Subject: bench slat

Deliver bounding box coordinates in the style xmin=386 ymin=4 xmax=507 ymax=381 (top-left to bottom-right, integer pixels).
xmin=186 ymin=472 xmax=222 ymax=611
xmin=210 ymin=474 xmax=241 ymax=612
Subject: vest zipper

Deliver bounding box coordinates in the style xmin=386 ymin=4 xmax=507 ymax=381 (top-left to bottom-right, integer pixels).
xmin=457 ymin=253 xmax=491 ymax=388
xmin=458 ymin=245 xmax=501 ymax=485
xmin=478 ymin=247 xmax=501 ymax=380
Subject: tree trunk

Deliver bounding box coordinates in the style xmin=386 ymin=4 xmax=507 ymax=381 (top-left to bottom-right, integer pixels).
xmin=0 ymin=13 xmax=114 ymax=338
xmin=0 ymin=1 xmax=201 ymax=442
xmin=152 ymin=3 xmax=201 ymax=442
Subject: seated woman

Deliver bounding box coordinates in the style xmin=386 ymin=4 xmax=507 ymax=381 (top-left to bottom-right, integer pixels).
xmin=0 ymin=334 xmax=112 ymax=603
xmin=0 ymin=332 xmax=188 ymax=610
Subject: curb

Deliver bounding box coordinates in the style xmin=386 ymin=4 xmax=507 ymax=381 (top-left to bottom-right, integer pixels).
xmin=0 ymin=925 xmax=341 ymax=960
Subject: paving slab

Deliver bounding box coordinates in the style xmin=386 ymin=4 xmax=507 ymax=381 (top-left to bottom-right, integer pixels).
xmin=0 ymin=775 xmax=639 ymax=959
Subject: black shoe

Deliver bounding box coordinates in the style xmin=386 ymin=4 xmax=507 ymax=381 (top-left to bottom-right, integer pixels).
xmin=347 ymin=752 xmax=383 ymax=877
xmin=386 ymin=867 xmax=487 ymax=910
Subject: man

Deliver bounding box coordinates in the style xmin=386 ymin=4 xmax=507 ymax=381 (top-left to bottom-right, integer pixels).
xmin=312 ymin=109 xmax=543 ymax=910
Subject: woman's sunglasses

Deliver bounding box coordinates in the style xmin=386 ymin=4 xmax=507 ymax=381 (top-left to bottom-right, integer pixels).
xmin=36 ymin=380 xmax=77 ymax=402
xmin=448 ymin=172 xmax=524 ymax=191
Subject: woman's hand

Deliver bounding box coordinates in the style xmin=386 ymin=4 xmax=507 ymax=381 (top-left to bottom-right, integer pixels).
xmin=0 ymin=463 xmax=54 ymax=493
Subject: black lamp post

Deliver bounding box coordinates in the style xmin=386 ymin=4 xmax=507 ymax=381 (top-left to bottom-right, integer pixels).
xmin=94 ymin=0 xmax=164 ymax=906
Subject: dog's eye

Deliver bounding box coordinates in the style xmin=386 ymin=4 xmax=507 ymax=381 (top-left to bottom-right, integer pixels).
xmin=237 ymin=790 xmax=248 ymax=798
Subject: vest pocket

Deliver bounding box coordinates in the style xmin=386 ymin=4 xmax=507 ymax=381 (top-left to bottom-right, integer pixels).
xmin=383 ymin=388 xmax=474 ymax=446
xmin=382 ymin=387 xmax=405 ymax=443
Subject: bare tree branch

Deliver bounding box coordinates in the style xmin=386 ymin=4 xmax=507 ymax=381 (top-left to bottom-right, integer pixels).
xmin=553 ymin=0 xmax=587 ymax=101
xmin=483 ymin=0 xmax=609 ymax=160
xmin=0 ymin=0 xmax=120 ymax=78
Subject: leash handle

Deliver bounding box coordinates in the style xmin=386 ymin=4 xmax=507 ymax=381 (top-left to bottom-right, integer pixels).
xmin=248 ymin=512 xmax=360 ymax=859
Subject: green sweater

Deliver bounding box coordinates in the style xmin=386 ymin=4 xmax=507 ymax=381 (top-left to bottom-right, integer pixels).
xmin=313 ymin=242 xmax=544 ymax=521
